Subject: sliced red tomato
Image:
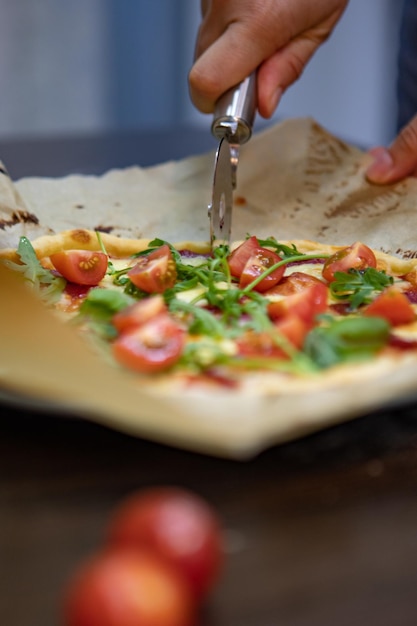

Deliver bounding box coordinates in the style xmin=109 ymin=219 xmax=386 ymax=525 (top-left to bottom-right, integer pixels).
xmin=112 ymin=314 xmax=185 ymax=373
xmin=363 ymin=287 xmax=416 ymax=326
xmin=227 ymin=237 xmax=285 ymax=291
xmin=50 ymin=250 xmax=108 ymax=286
xmin=106 ymin=487 xmax=224 ymax=601
xmin=237 ymin=315 xmax=308 ymax=359
xmin=322 ymin=242 xmax=377 ymax=283
xmin=112 ymin=295 xmax=167 ymax=333
xmin=265 ymin=271 xmax=324 ymax=296
xmin=227 ymin=236 xmax=262 ymax=277
xmin=268 ymin=281 xmax=328 ymax=326
xmin=128 ymin=244 xmax=177 ymax=293
xmin=239 ymin=249 xmax=285 ymax=292
xmin=273 ymin=315 xmax=310 ymax=351
xmin=63 ymin=549 xmax=195 ymax=626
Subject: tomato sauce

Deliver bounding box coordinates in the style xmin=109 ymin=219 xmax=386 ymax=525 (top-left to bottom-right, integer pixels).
xmin=388 ymin=334 xmax=417 ymax=350
xmin=64 ymin=282 xmax=91 ymax=299
xmin=403 ymin=287 xmax=417 ymax=303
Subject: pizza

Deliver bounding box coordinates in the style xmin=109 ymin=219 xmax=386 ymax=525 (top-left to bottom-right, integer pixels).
xmin=2 ymin=226 xmax=417 ymax=400
xmin=2 ymin=118 xmax=417 ymax=457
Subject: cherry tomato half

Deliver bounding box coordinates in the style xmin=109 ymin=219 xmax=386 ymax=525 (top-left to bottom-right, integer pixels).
xmin=112 ymin=314 xmax=185 ymax=373
xmin=112 ymin=295 xmax=167 ymax=333
xmin=227 ymin=237 xmax=285 ymax=291
xmin=267 ymin=273 xmax=328 ymax=325
xmin=363 ymin=287 xmax=416 ymax=326
xmin=273 ymin=314 xmax=310 ymax=350
xmin=237 ymin=315 xmax=309 ymax=359
xmin=265 ymin=271 xmax=324 ymax=297
xmin=227 ymin=236 xmax=262 ymax=277
xmin=106 ymin=487 xmax=224 ymax=601
xmin=239 ymin=249 xmax=285 ymax=292
xmin=322 ymin=242 xmax=377 ymax=283
xmin=50 ymin=250 xmax=108 ymax=286
xmin=128 ymin=244 xmax=177 ymax=293
xmin=63 ymin=549 xmax=195 ymax=626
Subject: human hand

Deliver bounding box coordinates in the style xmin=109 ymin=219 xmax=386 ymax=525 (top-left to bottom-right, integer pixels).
xmin=189 ymin=0 xmax=349 ymax=118
xmin=366 ymin=114 xmax=417 ymax=184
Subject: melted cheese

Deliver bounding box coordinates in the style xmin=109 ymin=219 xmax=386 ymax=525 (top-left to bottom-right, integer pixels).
xmin=284 ymin=262 xmax=324 ymax=280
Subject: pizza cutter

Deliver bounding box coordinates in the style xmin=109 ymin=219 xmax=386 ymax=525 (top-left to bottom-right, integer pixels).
xmin=208 ymin=72 xmax=257 ymax=247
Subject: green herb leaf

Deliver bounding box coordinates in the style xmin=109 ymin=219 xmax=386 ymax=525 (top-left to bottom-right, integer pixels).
xmin=133 ymin=238 xmax=183 ymax=264
xmin=330 ymin=268 xmax=394 ymax=309
xmin=256 ymin=236 xmax=302 ymax=259
xmin=241 ymin=253 xmax=327 ymax=294
xmin=2 ymin=236 xmax=65 ymax=303
xmin=77 ymin=287 xmax=135 ymax=338
xmin=179 ymin=340 xmax=232 ymax=370
xmin=169 ymin=298 xmax=226 ymax=337
xmin=303 ymin=314 xmax=390 ymax=368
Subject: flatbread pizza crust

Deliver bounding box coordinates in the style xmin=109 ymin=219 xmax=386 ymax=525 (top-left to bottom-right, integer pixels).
xmin=2 ymin=227 xmax=415 ymax=275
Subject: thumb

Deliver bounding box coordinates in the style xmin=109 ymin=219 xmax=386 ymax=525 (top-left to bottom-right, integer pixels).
xmin=366 ymin=114 xmax=417 ymax=184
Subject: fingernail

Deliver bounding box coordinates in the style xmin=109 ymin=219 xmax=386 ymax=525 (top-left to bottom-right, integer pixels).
xmin=365 ymin=147 xmax=394 ymax=183
xmin=268 ymin=87 xmax=283 ymax=117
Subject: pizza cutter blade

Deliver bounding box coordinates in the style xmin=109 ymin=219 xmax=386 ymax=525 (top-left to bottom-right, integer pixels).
xmin=208 ymin=137 xmax=234 ymax=247
xmin=208 ymin=73 xmax=257 ymax=248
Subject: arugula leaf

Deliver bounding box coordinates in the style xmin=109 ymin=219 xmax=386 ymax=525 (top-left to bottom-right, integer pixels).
xmin=239 ymin=296 xmax=273 ymax=333
xmin=95 ymin=230 xmax=116 ymax=274
xmin=179 ymin=340 xmax=233 ymax=370
xmin=330 ymin=268 xmax=394 ymax=309
xmin=303 ymin=314 xmax=390 ymax=368
xmin=169 ymin=298 xmax=226 ymax=337
xmin=241 ymin=253 xmax=328 ymax=294
xmin=256 ymin=236 xmax=302 ymax=259
xmin=76 ymin=287 xmax=135 ymax=338
xmin=2 ymin=236 xmax=65 ymax=303
xmin=133 ymin=238 xmax=183 ymax=264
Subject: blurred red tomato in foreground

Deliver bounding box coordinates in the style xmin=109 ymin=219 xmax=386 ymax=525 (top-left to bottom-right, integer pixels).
xmin=63 ymin=549 xmax=195 ymax=626
xmin=106 ymin=487 xmax=224 ymax=600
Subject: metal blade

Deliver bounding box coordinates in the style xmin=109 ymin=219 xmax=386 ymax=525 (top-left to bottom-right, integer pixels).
xmin=208 ymin=137 xmax=234 ymax=247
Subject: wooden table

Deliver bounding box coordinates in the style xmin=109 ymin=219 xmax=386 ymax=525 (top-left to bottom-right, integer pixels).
xmin=1 ymin=128 xmax=417 ymax=626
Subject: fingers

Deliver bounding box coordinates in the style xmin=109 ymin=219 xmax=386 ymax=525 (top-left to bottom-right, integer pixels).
xmin=366 ymin=114 xmax=417 ymax=184
xmin=189 ymin=0 xmax=349 ymax=115
xmin=189 ymin=24 xmax=262 ymax=113
xmin=256 ymin=35 xmax=328 ymax=118
xmin=200 ymin=0 xmax=210 ymax=16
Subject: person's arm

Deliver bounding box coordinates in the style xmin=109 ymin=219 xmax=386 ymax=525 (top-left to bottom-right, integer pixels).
xmin=365 ymin=114 xmax=417 ymax=183
xmin=189 ymin=0 xmax=349 ymax=118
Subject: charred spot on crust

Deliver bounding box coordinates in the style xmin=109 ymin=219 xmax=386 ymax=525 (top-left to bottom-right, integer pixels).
xmin=95 ymin=225 xmax=114 ymax=234
xmin=69 ymin=229 xmax=94 ymax=245
xmin=0 ymin=210 xmax=39 ymax=231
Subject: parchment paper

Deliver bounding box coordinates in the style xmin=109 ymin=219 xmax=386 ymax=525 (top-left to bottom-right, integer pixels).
xmin=1 ymin=117 xmax=417 ymax=458
xmin=3 ymin=117 xmax=417 ymax=256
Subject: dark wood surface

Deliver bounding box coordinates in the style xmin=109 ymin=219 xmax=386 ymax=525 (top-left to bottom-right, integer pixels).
xmin=1 ymin=127 xmax=417 ymax=626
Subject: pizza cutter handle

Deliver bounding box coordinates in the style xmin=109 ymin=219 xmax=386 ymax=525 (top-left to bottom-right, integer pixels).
xmin=211 ymin=72 xmax=257 ymax=145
